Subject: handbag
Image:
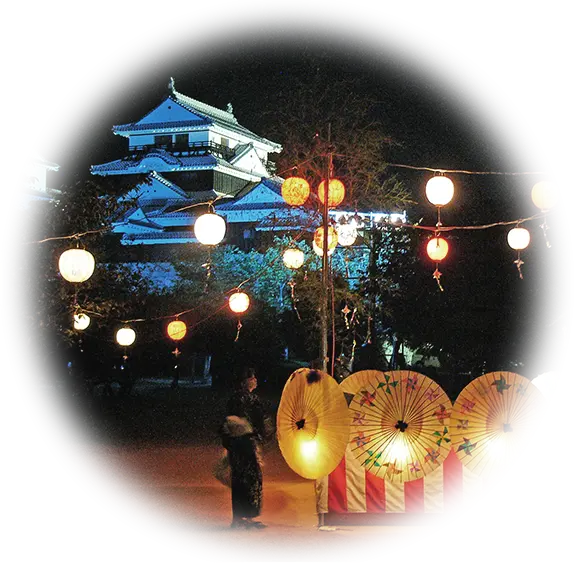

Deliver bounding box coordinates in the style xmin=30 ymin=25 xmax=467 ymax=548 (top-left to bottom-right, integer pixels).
xmin=212 ymin=450 xmax=231 ymax=487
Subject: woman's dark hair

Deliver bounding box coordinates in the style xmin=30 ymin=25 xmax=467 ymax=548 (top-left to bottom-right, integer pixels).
xmin=234 ymin=367 xmax=256 ymax=388
xmin=242 ymin=367 xmax=256 ymax=380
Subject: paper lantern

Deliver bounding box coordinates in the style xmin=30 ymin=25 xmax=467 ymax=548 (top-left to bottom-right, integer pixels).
xmin=312 ymin=240 xmax=335 ymax=257
xmin=193 ymin=212 xmax=226 ymax=245
xmin=229 ymin=291 xmax=250 ymax=313
xmin=318 ymin=178 xmax=345 ymax=208
xmin=167 ymin=319 xmax=187 ymax=341
xmin=73 ymin=313 xmax=90 ymax=331
xmin=426 ymin=237 xmax=449 ymax=261
xmin=426 ymin=176 xmax=454 ymax=206
xmin=531 ymin=181 xmax=556 ymax=211
xmin=116 ymin=327 xmax=136 ymax=347
xmin=281 ymin=176 xmax=310 ymax=206
xmin=336 ymin=223 xmax=358 ymax=247
xmin=507 ymin=227 xmax=530 ymax=250
xmin=283 ymin=248 xmax=305 ymax=269
xmin=58 ymin=248 xmax=95 ymax=283
xmin=313 ymin=226 xmax=338 ymax=251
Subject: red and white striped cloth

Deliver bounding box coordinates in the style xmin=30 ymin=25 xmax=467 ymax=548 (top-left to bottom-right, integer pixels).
xmin=316 ymin=445 xmax=482 ymax=518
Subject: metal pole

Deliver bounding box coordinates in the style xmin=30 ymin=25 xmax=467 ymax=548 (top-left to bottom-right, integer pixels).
xmin=321 ymin=125 xmax=332 ymax=374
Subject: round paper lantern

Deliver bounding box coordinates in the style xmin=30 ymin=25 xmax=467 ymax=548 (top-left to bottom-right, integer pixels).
xmin=336 ymin=223 xmax=358 ymax=247
xmin=283 ymin=248 xmax=305 ymax=269
xmin=318 ymin=178 xmax=345 ymax=208
xmin=58 ymin=248 xmax=95 ymax=283
xmin=507 ymin=227 xmax=530 ymax=250
xmin=313 ymin=226 xmax=338 ymax=251
xmin=229 ymin=291 xmax=250 ymax=314
xmin=193 ymin=212 xmax=226 ymax=245
xmin=73 ymin=313 xmax=90 ymax=331
xmin=312 ymin=240 xmax=336 ymax=257
xmin=531 ymin=181 xmax=556 ymax=211
xmin=116 ymin=327 xmax=136 ymax=347
xmin=426 ymin=237 xmax=449 ymax=261
xmin=281 ymin=176 xmax=310 ymax=206
xmin=426 ymin=176 xmax=454 ymax=206
xmin=167 ymin=319 xmax=187 ymax=341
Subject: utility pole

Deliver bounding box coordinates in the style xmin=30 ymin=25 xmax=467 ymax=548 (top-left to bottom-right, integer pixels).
xmin=321 ymin=125 xmax=332 ymax=375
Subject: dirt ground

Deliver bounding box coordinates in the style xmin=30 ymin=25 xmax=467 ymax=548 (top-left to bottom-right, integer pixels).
xmin=16 ymin=376 xmax=565 ymax=562
xmin=59 ymin=445 xmax=427 ymax=561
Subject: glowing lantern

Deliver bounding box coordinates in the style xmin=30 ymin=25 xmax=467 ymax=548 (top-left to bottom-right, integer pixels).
xmin=229 ymin=291 xmax=250 ymax=314
xmin=313 ymin=226 xmax=338 ymax=252
xmin=312 ymin=240 xmax=336 ymax=257
xmin=318 ymin=178 xmax=345 ymax=208
xmin=426 ymin=237 xmax=449 ymax=261
xmin=336 ymin=223 xmax=358 ymax=247
xmin=73 ymin=313 xmax=90 ymax=331
xmin=507 ymin=227 xmax=530 ymax=250
xmin=281 ymin=176 xmax=310 ymax=206
xmin=283 ymin=248 xmax=305 ymax=269
xmin=116 ymin=327 xmax=136 ymax=347
xmin=426 ymin=176 xmax=454 ymax=206
xmin=167 ymin=319 xmax=187 ymax=341
xmin=193 ymin=212 xmax=226 ymax=245
xmin=58 ymin=248 xmax=95 ymax=283
xmin=531 ymin=181 xmax=556 ymax=211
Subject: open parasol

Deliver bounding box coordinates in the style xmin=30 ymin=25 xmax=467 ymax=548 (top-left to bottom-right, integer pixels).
xmin=277 ymin=368 xmax=350 ymax=480
xmin=348 ymin=370 xmax=452 ymax=483
xmin=339 ymin=370 xmax=384 ymax=405
xmin=450 ymin=371 xmax=544 ymax=477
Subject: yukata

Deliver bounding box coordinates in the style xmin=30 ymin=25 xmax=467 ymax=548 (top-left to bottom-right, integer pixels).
xmin=223 ymin=390 xmax=266 ymax=521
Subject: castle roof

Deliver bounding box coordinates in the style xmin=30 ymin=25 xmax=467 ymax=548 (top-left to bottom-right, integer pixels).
xmin=112 ymin=80 xmax=281 ymax=152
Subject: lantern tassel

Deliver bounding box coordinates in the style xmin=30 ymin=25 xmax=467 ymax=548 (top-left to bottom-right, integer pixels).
xmin=234 ymin=319 xmax=243 ymax=342
xmin=433 ymin=266 xmax=445 ymax=291
xmin=341 ymin=304 xmax=351 ymax=329
xmin=540 ymin=217 xmax=551 ymax=248
xmin=514 ymin=251 xmax=525 ymax=279
xmin=350 ymin=336 xmax=357 ymax=367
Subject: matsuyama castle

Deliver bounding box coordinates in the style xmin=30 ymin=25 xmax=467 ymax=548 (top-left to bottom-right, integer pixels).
xmin=91 ymin=78 xmax=405 ymax=255
xmin=91 ymin=78 xmax=309 ymax=252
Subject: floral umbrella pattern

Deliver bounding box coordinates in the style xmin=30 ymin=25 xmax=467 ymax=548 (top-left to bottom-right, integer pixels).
xmin=450 ymin=371 xmax=544 ymax=476
xmin=348 ymin=370 xmax=452 ymax=483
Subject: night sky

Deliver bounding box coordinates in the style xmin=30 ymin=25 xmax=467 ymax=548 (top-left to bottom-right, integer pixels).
xmin=14 ymin=7 xmax=562 ymax=369
xmin=9 ymin=7 xmax=569 ymax=560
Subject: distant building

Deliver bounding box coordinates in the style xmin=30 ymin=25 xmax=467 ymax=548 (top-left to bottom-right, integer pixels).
xmin=25 ymin=156 xmax=60 ymax=202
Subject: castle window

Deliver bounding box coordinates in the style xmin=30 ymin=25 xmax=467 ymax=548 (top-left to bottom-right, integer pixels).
xmin=155 ymin=135 xmax=172 ymax=147
xmin=175 ymin=134 xmax=188 ymax=147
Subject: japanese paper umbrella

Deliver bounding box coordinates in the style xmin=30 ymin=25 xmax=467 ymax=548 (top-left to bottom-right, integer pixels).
xmin=348 ymin=370 xmax=452 ymax=483
xmin=450 ymin=371 xmax=544 ymax=476
xmin=339 ymin=370 xmax=384 ymax=405
xmin=277 ymin=368 xmax=350 ymax=480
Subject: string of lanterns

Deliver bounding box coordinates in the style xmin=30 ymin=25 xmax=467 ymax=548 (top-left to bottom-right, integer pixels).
xmin=55 ymin=164 xmax=555 ymax=355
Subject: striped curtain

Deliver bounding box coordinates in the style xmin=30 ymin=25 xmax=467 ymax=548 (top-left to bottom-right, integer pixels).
xmin=316 ymin=445 xmax=482 ymax=517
